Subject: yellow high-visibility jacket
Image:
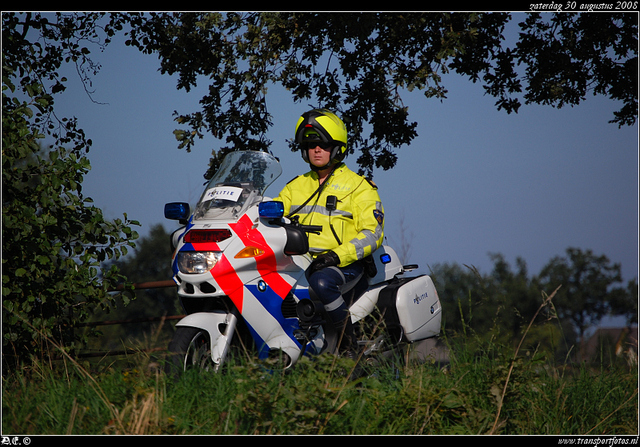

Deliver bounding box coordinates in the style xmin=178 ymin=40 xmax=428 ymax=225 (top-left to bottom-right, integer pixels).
xmin=274 ymin=163 xmax=384 ymax=267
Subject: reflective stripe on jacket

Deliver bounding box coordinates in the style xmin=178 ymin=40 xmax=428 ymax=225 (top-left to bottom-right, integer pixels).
xmin=274 ymin=163 xmax=384 ymax=267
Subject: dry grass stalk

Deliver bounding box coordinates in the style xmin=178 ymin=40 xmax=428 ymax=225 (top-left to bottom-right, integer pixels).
xmin=488 ymin=284 xmax=562 ymax=434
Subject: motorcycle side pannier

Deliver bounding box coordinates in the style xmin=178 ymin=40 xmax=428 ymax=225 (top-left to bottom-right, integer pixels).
xmin=377 ymin=275 xmax=442 ymax=343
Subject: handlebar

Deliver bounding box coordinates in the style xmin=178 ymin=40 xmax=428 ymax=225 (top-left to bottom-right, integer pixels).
xmin=298 ymin=224 xmax=322 ymax=234
xmin=267 ymin=218 xmax=322 ymax=234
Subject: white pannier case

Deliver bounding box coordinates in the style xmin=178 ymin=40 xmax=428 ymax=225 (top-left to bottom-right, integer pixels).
xmin=377 ymin=275 xmax=442 ymax=343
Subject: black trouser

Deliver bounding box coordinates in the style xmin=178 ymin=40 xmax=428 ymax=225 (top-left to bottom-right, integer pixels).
xmin=307 ymin=261 xmax=364 ymax=352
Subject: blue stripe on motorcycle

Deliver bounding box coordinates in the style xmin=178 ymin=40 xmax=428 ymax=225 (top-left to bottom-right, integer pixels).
xmin=293 ymin=288 xmax=310 ymax=300
xmin=245 ymin=284 xmax=302 ymax=359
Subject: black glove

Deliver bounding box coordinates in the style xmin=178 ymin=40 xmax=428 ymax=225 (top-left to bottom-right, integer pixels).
xmin=308 ymin=251 xmax=340 ymax=276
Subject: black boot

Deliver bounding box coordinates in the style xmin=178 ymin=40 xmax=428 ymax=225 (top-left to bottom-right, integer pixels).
xmin=336 ymin=318 xmax=365 ymax=379
xmin=334 ymin=315 xmax=355 ymax=354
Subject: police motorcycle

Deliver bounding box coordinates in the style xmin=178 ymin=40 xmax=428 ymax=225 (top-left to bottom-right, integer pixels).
xmin=163 ymin=150 xmax=441 ymax=375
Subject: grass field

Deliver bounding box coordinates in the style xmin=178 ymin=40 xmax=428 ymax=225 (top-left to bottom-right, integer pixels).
xmin=2 ymin=330 xmax=637 ymax=436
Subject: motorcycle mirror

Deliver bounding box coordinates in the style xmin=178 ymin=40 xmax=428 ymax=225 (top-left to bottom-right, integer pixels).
xmin=164 ymin=202 xmax=191 ymax=222
xmin=259 ymin=201 xmax=285 ymax=219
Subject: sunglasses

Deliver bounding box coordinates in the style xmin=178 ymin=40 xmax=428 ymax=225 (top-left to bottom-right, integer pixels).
xmin=302 ymin=141 xmax=333 ymax=150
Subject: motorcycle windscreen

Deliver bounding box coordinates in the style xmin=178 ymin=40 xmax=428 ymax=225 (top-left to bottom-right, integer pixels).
xmin=193 ymin=151 xmax=282 ymax=221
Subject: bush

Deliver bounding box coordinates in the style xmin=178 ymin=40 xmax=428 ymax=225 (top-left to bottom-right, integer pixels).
xmin=2 ymin=68 xmax=139 ymax=364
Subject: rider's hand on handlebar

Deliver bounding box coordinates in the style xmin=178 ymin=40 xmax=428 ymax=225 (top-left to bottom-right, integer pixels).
xmin=308 ymin=251 xmax=340 ymax=276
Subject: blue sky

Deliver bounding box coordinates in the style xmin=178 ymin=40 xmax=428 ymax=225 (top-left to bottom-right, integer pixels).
xmin=51 ymin=16 xmax=638 ymax=327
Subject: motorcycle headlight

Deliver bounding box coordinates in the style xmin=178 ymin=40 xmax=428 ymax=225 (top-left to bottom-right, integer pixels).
xmin=177 ymin=251 xmax=222 ymax=274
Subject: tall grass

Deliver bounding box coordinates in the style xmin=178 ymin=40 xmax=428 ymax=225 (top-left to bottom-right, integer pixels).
xmin=3 ymin=343 xmax=637 ymax=434
xmin=2 ymin=289 xmax=638 ymax=435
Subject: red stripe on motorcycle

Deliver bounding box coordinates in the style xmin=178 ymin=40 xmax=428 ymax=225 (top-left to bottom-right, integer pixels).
xmin=211 ymin=254 xmax=244 ymax=313
xmin=230 ymin=214 xmax=293 ymax=299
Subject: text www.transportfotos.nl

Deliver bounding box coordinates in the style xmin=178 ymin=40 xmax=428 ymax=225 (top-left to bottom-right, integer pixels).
xmin=559 ymin=437 xmax=639 ymax=446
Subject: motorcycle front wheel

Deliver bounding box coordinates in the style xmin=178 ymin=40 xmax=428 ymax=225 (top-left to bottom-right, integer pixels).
xmin=165 ymin=326 xmax=218 ymax=377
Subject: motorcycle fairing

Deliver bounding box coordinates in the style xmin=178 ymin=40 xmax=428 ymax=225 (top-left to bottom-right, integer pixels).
xmin=242 ymin=280 xmax=325 ymax=360
xmin=228 ymin=213 xmax=296 ymax=298
xmin=243 ymin=281 xmax=303 ymax=360
xmin=172 ymin=207 xmax=318 ymax=361
xmin=173 ymin=212 xmax=295 ymax=307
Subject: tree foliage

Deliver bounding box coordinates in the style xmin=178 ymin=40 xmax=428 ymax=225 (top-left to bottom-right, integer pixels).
xmin=516 ymin=13 xmax=638 ymax=127
xmin=86 ymin=224 xmax=181 ymax=351
xmin=431 ymin=248 xmax=634 ymax=362
xmin=120 ymin=12 xmax=637 ymax=178
xmin=2 ymin=12 xmax=139 ymax=362
xmin=538 ymin=248 xmax=630 ymax=343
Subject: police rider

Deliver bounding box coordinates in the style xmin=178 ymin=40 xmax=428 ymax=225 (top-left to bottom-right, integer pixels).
xmin=275 ymin=109 xmax=385 ymax=360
